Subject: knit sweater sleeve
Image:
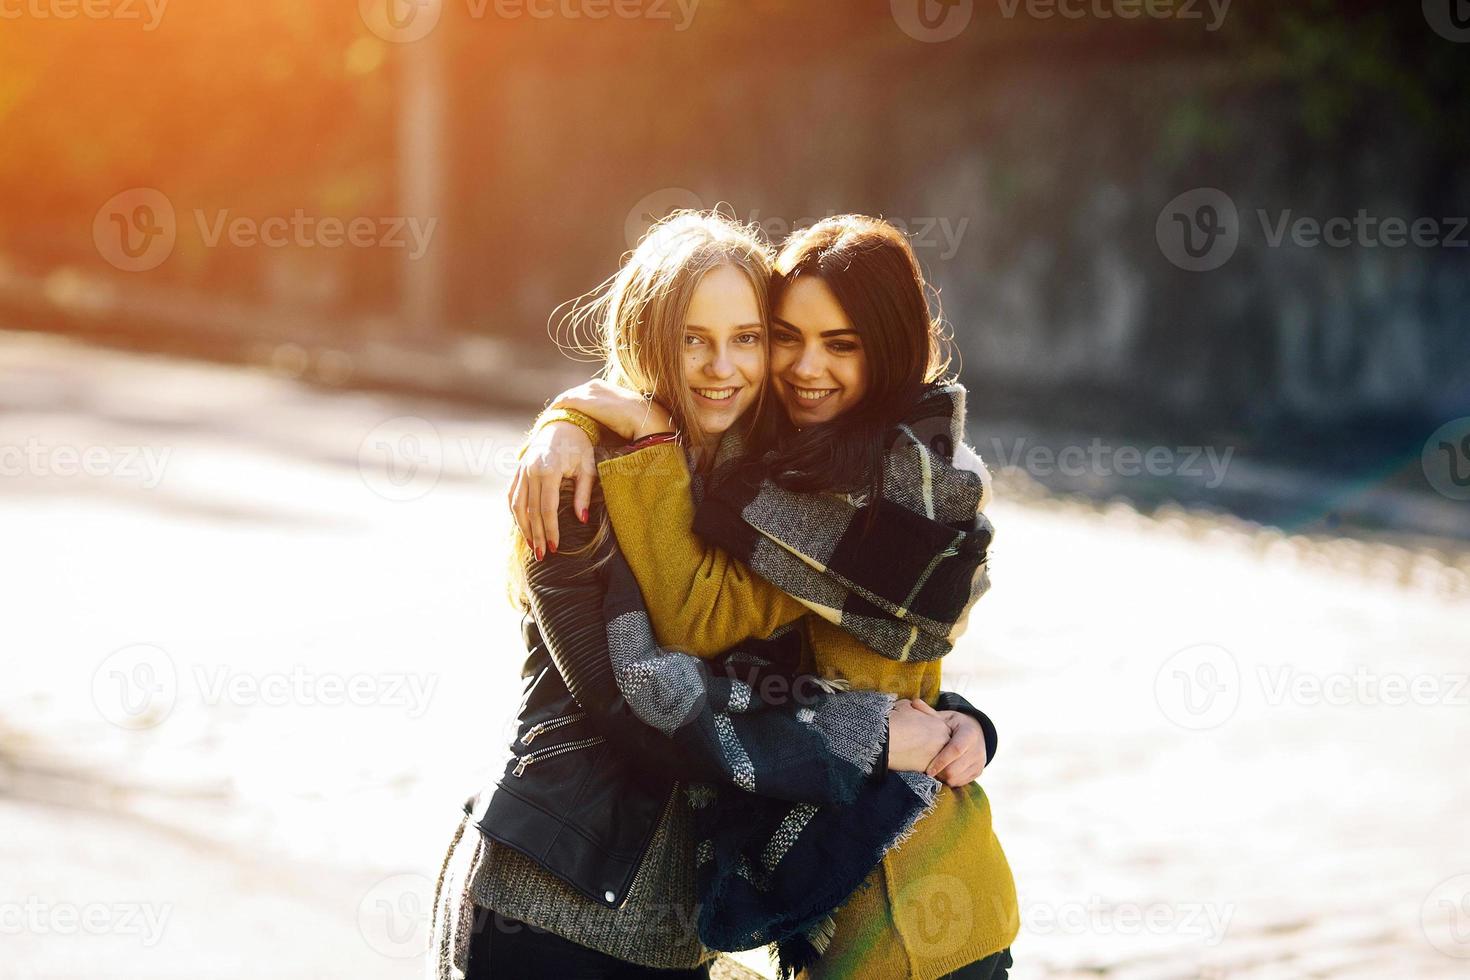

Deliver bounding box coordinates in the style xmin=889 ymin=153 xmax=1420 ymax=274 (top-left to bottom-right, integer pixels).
xmin=597 ymin=443 xmax=809 ymax=659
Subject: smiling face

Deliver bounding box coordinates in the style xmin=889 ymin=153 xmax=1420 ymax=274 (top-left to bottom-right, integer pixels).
xmin=769 ymin=275 xmax=869 ymax=427
xmin=681 ymin=263 xmax=766 ymax=436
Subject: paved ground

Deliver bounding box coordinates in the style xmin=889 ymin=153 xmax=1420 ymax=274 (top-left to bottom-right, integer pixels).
xmin=2 ymin=330 xmax=1467 ymax=978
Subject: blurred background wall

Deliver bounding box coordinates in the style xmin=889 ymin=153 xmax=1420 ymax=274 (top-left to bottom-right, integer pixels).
xmin=3 ymin=0 xmax=1467 ymax=496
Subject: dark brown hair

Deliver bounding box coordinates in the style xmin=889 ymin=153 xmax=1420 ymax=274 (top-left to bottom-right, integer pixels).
xmin=749 ymin=215 xmax=953 ymax=504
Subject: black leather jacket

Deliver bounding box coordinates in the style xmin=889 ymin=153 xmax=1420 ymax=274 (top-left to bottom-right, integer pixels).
xmin=468 ymin=501 xmax=998 ymax=910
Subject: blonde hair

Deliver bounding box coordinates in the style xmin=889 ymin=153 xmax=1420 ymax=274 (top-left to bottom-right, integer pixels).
xmin=509 ymin=210 xmax=775 ymax=608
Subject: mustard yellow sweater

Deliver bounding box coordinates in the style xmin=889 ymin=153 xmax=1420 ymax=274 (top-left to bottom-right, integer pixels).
xmin=598 ymin=444 xmax=1019 ymax=980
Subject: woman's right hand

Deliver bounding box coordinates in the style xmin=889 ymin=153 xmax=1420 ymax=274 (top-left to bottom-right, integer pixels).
xmin=510 ymin=420 xmax=596 ymax=559
xmin=885 ymin=698 xmax=952 ymax=773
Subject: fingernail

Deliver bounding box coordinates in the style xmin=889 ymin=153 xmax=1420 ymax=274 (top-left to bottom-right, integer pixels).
xmin=579 ymin=508 xmax=589 ymax=524
xmin=534 ymin=546 xmax=543 ymax=561
xmin=549 ymin=541 xmax=557 ymax=554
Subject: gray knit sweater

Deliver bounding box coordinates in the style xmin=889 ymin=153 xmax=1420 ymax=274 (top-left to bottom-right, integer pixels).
xmin=429 ymin=782 xmax=719 ymax=977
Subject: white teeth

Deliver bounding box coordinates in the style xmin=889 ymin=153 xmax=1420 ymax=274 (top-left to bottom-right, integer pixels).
xmin=793 ymin=388 xmax=836 ymax=402
xmin=694 ymin=388 xmax=736 ymax=401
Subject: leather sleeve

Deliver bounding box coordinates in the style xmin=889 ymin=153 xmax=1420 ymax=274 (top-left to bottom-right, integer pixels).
xmin=522 ymin=491 xmax=723 ymax=780
xmin=935 ymin=689 xmax=999 ymax=766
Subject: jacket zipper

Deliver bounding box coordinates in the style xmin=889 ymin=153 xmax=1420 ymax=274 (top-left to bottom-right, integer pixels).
xmin=613 ymin=781 xmax=681 ymax=910
xmin=519 ymin=711 xmax=586 ymax=745
xmin=512 ymin=735 xmax=605 ymax=777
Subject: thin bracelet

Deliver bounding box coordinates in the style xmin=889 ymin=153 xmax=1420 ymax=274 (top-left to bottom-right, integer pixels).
xmin=625 ymin=431 xmax=679 ymax=452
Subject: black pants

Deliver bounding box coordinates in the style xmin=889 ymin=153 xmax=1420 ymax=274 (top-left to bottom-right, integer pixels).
xmin=466 ymin=906 xmax=1010 ymax=980
xmin=941 ymin=946 xmax=1013 ymax=979
xmin=464 ymin=908 xmax=711 ymax=980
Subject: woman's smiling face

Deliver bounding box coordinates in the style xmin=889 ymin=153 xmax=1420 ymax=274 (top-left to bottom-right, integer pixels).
xmin=682 ymin=263 xmax=765 ymax=435
xmin=769 ymin=275 xmax=869 ymax=427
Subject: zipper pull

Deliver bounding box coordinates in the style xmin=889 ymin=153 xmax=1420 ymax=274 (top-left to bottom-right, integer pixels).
xmin=521 ymin=722 xmax=542 ymax=745
xmin=513 ymin=754 xmax=532 ymax=777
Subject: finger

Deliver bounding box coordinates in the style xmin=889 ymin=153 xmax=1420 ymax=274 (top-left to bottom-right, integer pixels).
xmin=910 ymin=698 xmax=941 ymax=717
xmin=510 ymin=470 xmax=534 ymax=547
xmin=526 ymin=466 xmax=548 ymax=561
xmin=925 ymin=737 xmax=965 ymax=779
xmin=537 ymin=466 xmax=561 ymax=555
xmin=572 ymin=458 xmax=595 ymax=525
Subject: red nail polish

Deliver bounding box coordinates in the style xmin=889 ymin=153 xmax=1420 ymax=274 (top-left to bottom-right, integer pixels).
xmin=549 ymin=541 xmax=557 ymax=554
xmin=579 ymin=508 xmax=589 ymax=524
xmin=534 ymin=546 xmax=543 ymax=561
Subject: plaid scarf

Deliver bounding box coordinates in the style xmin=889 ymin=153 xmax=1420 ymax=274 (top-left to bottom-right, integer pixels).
xmin=693 ymin=383 xmax=994 ymax=664
xmin=600 ymin=548 xmax=941 ymax=978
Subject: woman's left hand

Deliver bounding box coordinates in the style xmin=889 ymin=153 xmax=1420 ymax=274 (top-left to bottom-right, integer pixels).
xmin=913 ymin=700 xmax=988 ymax=786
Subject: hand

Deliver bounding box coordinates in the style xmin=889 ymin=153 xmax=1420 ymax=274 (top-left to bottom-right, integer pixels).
xmin=509 ymin=420 xmax=596 ymax=559
xmin=551 ymin=379 xmax=674 ymax=441
xmin=923 ymin=708 xmax=988 ymax=787
xmin=885 ymin=698 xmax=952 ymax=773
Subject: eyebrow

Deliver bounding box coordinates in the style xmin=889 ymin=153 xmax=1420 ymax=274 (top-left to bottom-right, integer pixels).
xmin=771 ymin=316 xmax=859 ymax=338
xmin=685 ymin=323 xmax=765 ymax=332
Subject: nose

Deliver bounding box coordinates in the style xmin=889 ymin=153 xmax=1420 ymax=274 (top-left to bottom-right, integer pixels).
xmin=791 ymin=343 xmax=824 ymax=381
xmin=704 ymin=341 xmax=736 ymax=380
